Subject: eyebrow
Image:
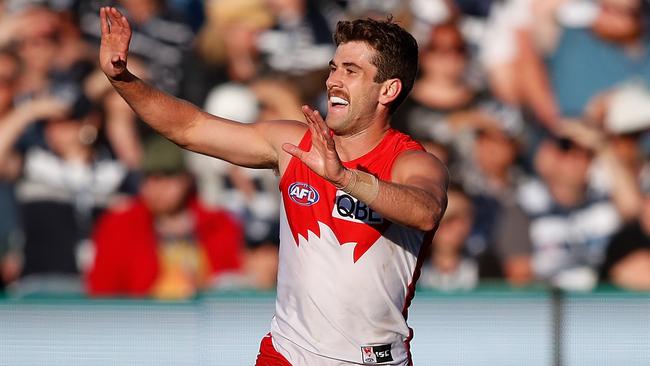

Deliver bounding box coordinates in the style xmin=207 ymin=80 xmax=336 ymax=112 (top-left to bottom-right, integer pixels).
xmin=329 ymin=60 xmax=362 ymax=71
xmin=342 ymin=62 xmax=362 ymax=70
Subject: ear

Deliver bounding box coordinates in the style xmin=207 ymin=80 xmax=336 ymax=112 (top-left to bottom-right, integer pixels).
xmin=378 ymin=78 xmax=402 ymax=107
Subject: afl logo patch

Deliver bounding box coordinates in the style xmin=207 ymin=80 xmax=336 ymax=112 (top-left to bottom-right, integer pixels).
xmin=288 ymin=182 xmax=320 ymax=206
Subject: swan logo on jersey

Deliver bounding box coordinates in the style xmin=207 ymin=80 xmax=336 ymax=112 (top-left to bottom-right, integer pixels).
xmin=361 ymin=344 xmax=393 ymax=364
xmin=362 ymin=347 xmax=376 ymax=363
xmin=288 ymin=182 xmax=320 ymax=206
xmin=333 ymin=190 xmax=383 ymax=224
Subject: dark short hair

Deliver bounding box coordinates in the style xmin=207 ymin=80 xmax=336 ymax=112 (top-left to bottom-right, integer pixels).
xmin=333 ymin=17 xmax=418 ymax=113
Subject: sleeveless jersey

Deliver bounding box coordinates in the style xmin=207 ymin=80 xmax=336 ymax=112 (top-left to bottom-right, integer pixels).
xmin=271 ymin=129 xmax=432 ymax=365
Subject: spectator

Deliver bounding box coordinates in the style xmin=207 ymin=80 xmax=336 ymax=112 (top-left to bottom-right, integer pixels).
xmin=391 ymin=20 xmax=488 ymax=147
xmin=419 ymin=184 xmax=478 ymax=291
xmin=182 ymin=0 xmax=273 ymax=107
xmin=584 ymin=81 xmax=650 ymax=221
xmin=0 ymin=86 xmax=127 ymax=295
xmin=10 ymin=5 xmax=96 ymax=135
xmin=517 ymin=132 xmax=630 ymax=290
xmin=258 ymin=0 xmax=335 ymax=102
xmin=600 ymin=173 xmax=650 ymax=291
xmin=185 ymin=77 xmax=305 ymax=290
xmin=166 ymin=0 xmax=204 ymax=32
xmin=84 ymin=57 xmax=154 ymax=174
xmin=0 ymin=49 xmax=22 ymax=291
xmin=0 ymin=2 xmax=60 ymax=49
xmin=259 ymin=0 xmax=334 ymax=75
xmin=459 ymin=102 xmax=534 ymax=285
xmin=408 ymin=0 xmax=458 ymax=46
xmin=78 ymin=0 xmax=195 ymax=96
xmin=13 ymin=6 xmax=61 ymax=97
xmin=88 ymin=137 xmax=246 ymax=299
xmin=479 ymin=0 xmax=562 ymax=131
xmin=186 ymin=82 xmax=279 ymax=248
xmin=532 ymin=0 xmax=650 ymax=120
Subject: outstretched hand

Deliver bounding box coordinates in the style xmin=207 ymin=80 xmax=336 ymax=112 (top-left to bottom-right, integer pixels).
xmin=99 ymin=7 xmax=132 ymax=80
xmin=282 ymin=106 xmax=349 ymax=187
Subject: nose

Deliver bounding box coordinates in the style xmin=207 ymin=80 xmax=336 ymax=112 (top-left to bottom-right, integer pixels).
xmin=326 ymin=69 xmax=342 ymax=91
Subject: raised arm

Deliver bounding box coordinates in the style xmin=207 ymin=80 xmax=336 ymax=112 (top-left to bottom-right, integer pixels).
xmin=98 ymin=7 xmax=305 ymax=169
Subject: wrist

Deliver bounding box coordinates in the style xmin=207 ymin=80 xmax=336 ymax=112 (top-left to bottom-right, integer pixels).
xmin=108 ymin=69 xmax=135 ymax=84
xmin=339 ymin=169 xmax=380 ymax=204
xmin=334 ymin=168 xmax=354 ymax=190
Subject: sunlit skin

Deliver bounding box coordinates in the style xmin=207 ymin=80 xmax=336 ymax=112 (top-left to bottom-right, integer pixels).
xmin=325 ymin=41 xmax=384 ymax=135
xmin=99 ymin=6 xmax=448 ymax=232
xmin=323 ymin=41 xmax=402 ymax=162
xmin=280 ymin=41 xmax=404 ymax=186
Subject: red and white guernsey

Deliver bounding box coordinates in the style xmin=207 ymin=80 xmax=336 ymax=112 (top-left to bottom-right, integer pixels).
xmin=271 ymin=129 xmax=432 ymax=365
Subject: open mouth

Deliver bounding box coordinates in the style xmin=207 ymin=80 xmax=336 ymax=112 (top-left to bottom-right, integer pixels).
xmin=329 ymin=95 xmax=349 ymax=110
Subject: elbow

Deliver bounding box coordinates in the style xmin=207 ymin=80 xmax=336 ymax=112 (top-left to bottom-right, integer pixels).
xmin=174 ymin=132 xmax=191 ymax=150
xmin=173 ymin=121 xmax=197 ymax=150
xmin=170 ymin=109 xmax=203 ymax=150
xmin=419 ymin=220 xmax=437 ymax=232
xmin=418 ymin=204 xmax=445 ymax=232
xmin=418 ymin=214 xmax=439 ymax=232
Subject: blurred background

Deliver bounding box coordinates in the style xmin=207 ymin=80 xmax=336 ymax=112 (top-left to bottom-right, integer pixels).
xmin=0 ymin=0 xmax=650 ymax=365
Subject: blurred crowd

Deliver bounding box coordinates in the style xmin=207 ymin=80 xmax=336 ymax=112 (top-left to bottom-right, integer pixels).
xmin=1 ymin=0 xmax=650 ymax=299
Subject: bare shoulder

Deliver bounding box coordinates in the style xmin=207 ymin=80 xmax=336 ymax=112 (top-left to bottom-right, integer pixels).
xmin=254 ymin=119 xmax=308 ymax=147
xmin=254 ymin=119 xmax=308 ymax=173
xmin=391 ymin=150 xmax=449 ymax=189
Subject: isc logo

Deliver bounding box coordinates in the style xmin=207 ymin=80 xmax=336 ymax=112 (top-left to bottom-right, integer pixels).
xmin=288 ymin=182 xmax=320 ymax=206
xmin=333 ymin=190 xmax=383 ymax=224
xmin=360 ymin=344 xmax=393 ymax=364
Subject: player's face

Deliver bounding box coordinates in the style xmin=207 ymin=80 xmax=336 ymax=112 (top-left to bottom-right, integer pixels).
xmin=325 ymin=41 xmax=383 ymax=134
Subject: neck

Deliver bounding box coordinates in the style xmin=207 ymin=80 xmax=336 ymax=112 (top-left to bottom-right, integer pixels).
xmin=333 ymin=117 xmax=389 ymax=161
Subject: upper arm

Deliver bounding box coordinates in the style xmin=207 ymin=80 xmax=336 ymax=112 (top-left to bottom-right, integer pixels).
xmin=183 ymin=112 xmax=307 ymax=170
xmin=392 ymin=150 xmax=449 ymax=190
xmin=391 ymin=150 xmax=449 ymax=203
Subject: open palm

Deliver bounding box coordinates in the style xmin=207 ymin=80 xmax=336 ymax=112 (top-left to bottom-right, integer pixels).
xmin=99 ymin=7 xmax=132 ymax=79
xmin=282 ymin=106 xmax=347 ymax=186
